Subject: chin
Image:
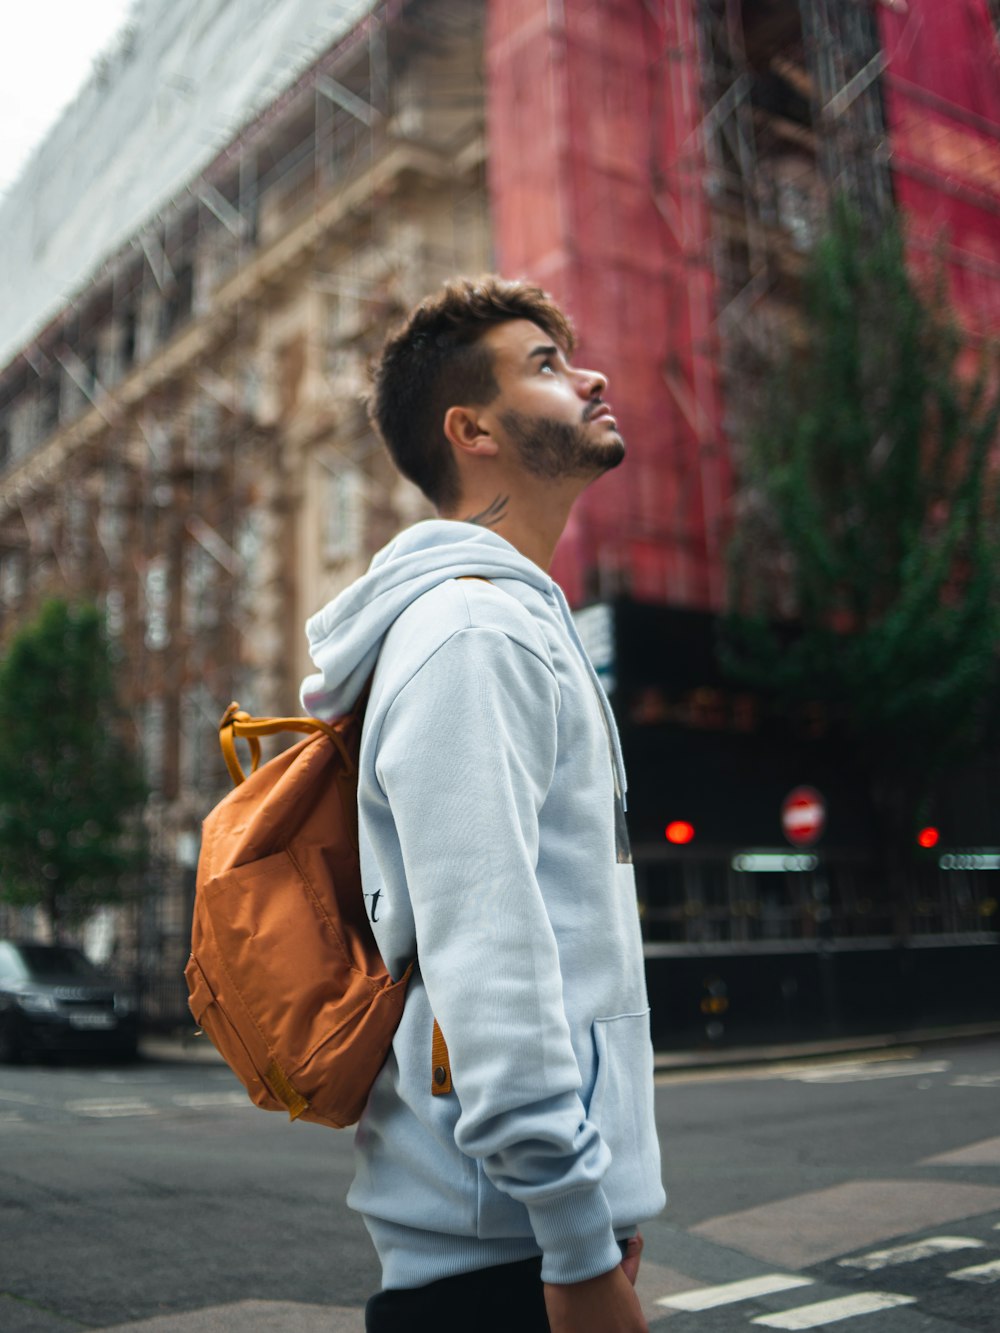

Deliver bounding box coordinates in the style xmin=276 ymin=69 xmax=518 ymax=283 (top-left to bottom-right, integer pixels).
xmin=602 ymin=438 xmax=626 ymax=470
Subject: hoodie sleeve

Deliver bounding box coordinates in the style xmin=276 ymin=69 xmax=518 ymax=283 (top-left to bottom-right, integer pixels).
xmin=374 ymin=625 xmax=623 ymax=1285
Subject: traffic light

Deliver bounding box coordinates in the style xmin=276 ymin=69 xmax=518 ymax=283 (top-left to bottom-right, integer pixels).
xmin=917 ymin=826 xmax=940 ymax=849
xmin=665 ymin=820 xmax=695 ymax=845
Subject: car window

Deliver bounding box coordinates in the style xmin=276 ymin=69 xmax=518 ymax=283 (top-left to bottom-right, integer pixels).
xmin=0 ymin=942 xmax=28 ymax=981
xmin=16 ymin=944 xmax=103 ymax=980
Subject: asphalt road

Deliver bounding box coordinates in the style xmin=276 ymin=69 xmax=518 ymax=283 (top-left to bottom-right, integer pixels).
xmin=0 ymin=1036 xmax=998 ymax=1331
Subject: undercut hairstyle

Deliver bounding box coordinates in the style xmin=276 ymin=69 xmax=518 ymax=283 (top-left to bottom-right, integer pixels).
xmin=368 ymin=275 xmax=575 ymax=511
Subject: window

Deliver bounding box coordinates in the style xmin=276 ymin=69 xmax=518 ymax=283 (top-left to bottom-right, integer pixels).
xmin=103 ymin=587 xmax=125 ymax=639
xmin=181 ymin=684 xmax=222 ymax=794
xmin=141 ymin=696 xmax=166 ymax=793
xmin=143 ymin=556 xmax=170 ymax=650
xmin=323 ymin=466 xmax=364 ymax=563
xmin=119 ymin=307 xmax=138 ymax=372
xmin=183 ymin=542 xmax=220 ymax=633
xmin=37 ymin=373 xmax=60 ymax=438
xmin=160 ymin=261 xmax=194 ymax=340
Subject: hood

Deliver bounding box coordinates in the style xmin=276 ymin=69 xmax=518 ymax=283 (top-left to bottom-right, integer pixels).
xmin=299 ymin=519 xmax=628 ymax=806
xmin=300 ymin=520 xmax=555 ymax=718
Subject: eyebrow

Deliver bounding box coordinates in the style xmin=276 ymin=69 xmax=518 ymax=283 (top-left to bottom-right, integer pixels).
xmin=527 ymin=344 xmax=559 ymax=363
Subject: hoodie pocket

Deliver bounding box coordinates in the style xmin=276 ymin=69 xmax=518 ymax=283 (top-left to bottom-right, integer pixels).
xmin=588 ymin=1010 xmax=665 ymax=1222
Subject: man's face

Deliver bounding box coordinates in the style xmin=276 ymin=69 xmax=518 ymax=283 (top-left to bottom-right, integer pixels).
xmin=480 ymin=320 xmax=625 ymax=482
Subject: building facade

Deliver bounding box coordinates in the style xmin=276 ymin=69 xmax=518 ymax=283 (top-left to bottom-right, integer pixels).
xmin=0 ymin=0 xmax=997 ymax=1032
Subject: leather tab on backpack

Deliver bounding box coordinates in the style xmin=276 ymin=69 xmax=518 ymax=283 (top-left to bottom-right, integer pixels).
xmin=266 ymin=1059 xmax=310 ymax=1121
xmin=431 ymin=1018 xmax=452 ymax=1096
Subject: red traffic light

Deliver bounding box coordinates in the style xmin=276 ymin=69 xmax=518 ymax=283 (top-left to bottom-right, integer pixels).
xmin=665 ymin=820 xmax=695 ymax=845
xmin=917 ymin=826 xmax=940 ymax=849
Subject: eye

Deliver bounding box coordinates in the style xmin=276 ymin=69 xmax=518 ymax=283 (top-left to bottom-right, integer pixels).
xmin=539 ymin=358 xmax=556 ymax=375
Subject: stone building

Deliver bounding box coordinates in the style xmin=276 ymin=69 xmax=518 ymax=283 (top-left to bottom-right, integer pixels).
xmin=0 ymin=0 xmax=487 ymax=1000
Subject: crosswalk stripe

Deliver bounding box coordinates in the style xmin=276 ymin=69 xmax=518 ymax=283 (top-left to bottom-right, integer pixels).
xmin=838 ymin=1235 xmax=984 ymax=1269
xmin=920 ymin=1136 xmax=1000 ymax=1166
xmin=784 ymin=1061 xmax=949 ymax=1084
xmin=172 ymin=1092 xmax=250 ymax=1109
xmin=656 ymin=1274 xmax=814 ymax=1311
xmin=750 ymin=1292 xmax=917 ymax=1329
xmin=65 ymin=1099 xmax=157 ymax=1117
xmin=949 ymin=1258 xmax=1000 ymax=1284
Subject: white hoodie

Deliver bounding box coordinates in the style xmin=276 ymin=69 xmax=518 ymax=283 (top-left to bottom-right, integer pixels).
xmin=301 ymin=519 xmax=665 ymax=1289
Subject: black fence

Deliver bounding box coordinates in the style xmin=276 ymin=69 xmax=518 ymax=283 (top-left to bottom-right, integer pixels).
xmin=645 ymin=935 xmax=1000 ymax=1050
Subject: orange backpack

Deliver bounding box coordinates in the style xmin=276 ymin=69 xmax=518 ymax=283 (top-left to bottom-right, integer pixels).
xmin=184 ymin=682 xmax=430 ymax=1129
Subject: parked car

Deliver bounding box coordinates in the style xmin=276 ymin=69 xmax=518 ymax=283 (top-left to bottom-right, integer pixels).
xmin=0 ymin=940 xmax=139 ymax=1063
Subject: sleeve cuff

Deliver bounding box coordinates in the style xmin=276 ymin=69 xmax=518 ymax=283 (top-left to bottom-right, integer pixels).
xmin=529 ymin=1184 xmax=622 ymax=1284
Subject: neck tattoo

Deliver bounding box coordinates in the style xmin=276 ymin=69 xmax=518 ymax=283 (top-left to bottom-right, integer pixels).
xmin=463 ymin=495 xmax=509 ymax=527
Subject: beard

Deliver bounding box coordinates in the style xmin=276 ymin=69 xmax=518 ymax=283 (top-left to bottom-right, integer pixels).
xmin=499 ymin=409 xmax=625 ymax=481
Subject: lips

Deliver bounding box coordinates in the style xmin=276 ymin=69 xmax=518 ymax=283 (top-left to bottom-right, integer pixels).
xmin=586 ymin=402 xmax=615 ymax=422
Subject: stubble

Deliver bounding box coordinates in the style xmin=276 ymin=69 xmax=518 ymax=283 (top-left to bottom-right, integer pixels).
xmin=499 ymin=409 xmax=625 ymax=481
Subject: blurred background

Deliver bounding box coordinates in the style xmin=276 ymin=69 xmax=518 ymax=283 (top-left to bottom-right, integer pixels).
xmin=0 ymin=0 xmax=998 ymax=1052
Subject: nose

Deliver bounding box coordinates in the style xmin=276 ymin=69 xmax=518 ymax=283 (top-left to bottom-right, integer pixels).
xmin=575 ymin=365 xmax=607 ymax=399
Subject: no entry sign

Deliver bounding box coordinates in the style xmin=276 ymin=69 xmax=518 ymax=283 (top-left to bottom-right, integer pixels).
xmin=782 ymin=786 xmax=826 ymax=847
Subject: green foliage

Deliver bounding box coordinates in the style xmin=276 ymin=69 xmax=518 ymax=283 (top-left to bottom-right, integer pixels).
xmin=0 ymin=599 xmax=147 ymax=935
xmin=723 ymin=201 xmax=1000 ymax=775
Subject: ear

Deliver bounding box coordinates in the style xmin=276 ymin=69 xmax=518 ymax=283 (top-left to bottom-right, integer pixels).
xmin=443 ymin=405 xmax=499 ymax=459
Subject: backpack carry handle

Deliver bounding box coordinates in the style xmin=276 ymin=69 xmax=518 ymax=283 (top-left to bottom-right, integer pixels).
xmin=219 ymin=702 xmax=353 ymax=786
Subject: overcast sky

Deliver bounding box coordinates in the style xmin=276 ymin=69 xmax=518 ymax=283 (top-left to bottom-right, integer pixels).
xmin=0 ymin=0 xmax=134 ymax=199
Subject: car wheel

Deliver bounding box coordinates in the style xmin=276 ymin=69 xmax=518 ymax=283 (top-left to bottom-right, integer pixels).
xmin=0 ymin=1015 xmax=22 ymax=1064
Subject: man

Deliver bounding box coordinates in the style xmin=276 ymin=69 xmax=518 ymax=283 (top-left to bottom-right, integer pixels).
xmin=301 ymin=277 xmax=665 ymax=1331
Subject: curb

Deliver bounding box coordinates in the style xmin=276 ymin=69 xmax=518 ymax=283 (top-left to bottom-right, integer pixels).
xmin=139 ymin=1031 xmax=225 ymax=1064
xmin=653 ymin=1020 xmax=1000 ymax=1073
xmin=139 ymin=1021 xmax=1000 ymax=1072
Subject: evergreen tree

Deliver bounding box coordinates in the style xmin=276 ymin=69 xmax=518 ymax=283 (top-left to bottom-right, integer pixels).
xmin=0 ymin=599 xmax=147 ymax=938
xmin=722 ymin=202 xmax=1000 ymax=923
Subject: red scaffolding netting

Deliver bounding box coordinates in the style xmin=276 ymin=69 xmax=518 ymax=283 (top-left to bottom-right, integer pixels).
xmin=486 ymin=0 xmax=728 ymax=610
xmin=878 ymin=0 xmax=1000 ymax=336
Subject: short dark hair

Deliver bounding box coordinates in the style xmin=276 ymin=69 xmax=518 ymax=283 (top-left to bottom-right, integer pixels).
xmin=368 ymin=275 xmax=575 ymax=511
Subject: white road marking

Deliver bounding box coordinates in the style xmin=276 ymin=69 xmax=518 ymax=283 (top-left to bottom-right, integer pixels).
xmin=839 ymin=1236 xmax=984 ymax=1269
xmin=655 ymin=1049 xmax=926 ymax=1087
xmin=656 ymin=1274 xmax=814 ymax=1310
xmin=951 ymin=1072 xmax=1000 ymax=1087
xmin=949 ymin=1258 xmax=1000 ymax=1284
xmin=921 ymin=1136 xmax=1000 ymax=1166
xmin=97 ymin=1071 xmax=170 ymax=1085
xmin=783 ymin=1060 xmax=950 ymax=1084
xmin=0 ymin=1090 xmax=40 ymax=1105
xmin=172 ymin=1092 xmax=250 ymax=1109
xmin=0 ymin=1111 xmax=24 ymax=1124
xmin=65 ymin=1099 xmax=157 ymax=1118
xmin=751 ymin=1292 xmax=917 ymax=1328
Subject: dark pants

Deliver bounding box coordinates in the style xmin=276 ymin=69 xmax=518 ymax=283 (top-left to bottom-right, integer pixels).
xmin=365 ymin=1243 xmax=630 ymax=1332
xmin=365 ymin=1256 xmax=550 ymax=1332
